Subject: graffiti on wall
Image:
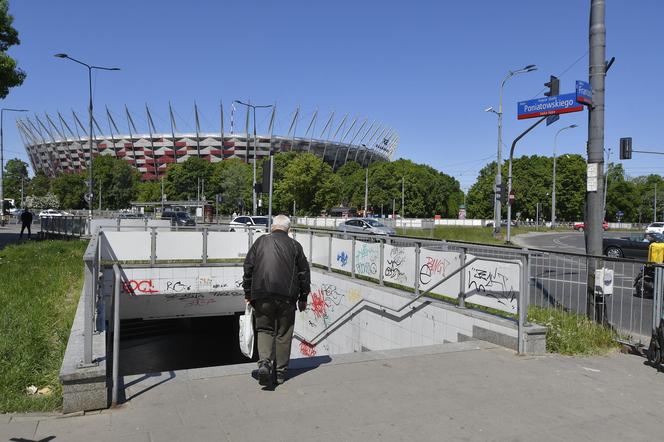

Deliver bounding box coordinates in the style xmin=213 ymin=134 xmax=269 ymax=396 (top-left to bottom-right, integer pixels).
xmin=309 ymin=283 xmax=344 ymax=321
xmin=384 ymin=247 xmax=407 ymax=284
xmin=419 ymin=256 xmax=452 ymax=285
xmin=336 ymin=251 xmax=349 ymax=268
xmin=122 ymin=279 xmax=159 ymax=295
xmin=355 ymin=243 xmax=378 ymax=276
xmin=467 ymin=265 xmax=517 ymax=311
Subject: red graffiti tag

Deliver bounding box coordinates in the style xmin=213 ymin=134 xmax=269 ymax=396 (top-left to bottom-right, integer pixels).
xmin=299 ymin=341 xmax=317 ymax=357
xmin=310 ymin=289 xmax=326 ymax=319
xmin=122 ymin=279 xmax=159 ymax=295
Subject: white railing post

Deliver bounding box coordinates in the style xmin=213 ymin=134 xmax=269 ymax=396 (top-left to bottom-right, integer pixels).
xmin=202 ymin=228 xmax=208 ymax=264
xmin=308 ymin=229 xmax=313 ymax=265
xmin=112 ymin=264 xmax=121 ymax=406
xmin=150 ymin=227 xmax=157 ymax=265
xmin=414 ymin=242 xmax=421 ymax=295
xmin=328 ymin=233 xmax=333 ymax=271
xmin=379 ymin=238 xmax=385 ymax=286
xmin=458 ymin=247 xmax=466 ymax=308
xmin=351 ymin=236 xmax=356 ymax=278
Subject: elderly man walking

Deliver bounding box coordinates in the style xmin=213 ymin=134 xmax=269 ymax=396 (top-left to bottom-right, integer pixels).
xmin=243 ymin=214 xmax=310 ymax=386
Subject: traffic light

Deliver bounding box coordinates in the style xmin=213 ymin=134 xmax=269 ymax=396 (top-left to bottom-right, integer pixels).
xmin=544 ymin=75 xmax=560 ymax=97
xmin=498 ymin=183 xmax=508 ymax=206
xmin=619 ymin=137 xmax=632 ymax=160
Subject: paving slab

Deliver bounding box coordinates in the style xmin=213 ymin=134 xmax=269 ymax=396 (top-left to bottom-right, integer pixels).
xmin=2 ymin=342 xmax=664 ymax=441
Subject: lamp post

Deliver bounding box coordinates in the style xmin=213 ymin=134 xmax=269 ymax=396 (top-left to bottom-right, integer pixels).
xmin=551 ymin=124 xmax=577 ymax=228
xmin=1 ymin=108 xmax=28 ymax=222
xmin=233 ymin=100 xmax=273 ymax=217
xmin=486 ymin=64 xmax=537 ymax=237
xmin=54 ymin=53 xmax=120 ymax=220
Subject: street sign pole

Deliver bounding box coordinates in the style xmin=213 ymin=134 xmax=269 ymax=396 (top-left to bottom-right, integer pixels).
xmin=586 ymin=0 xmax=607 ymax=323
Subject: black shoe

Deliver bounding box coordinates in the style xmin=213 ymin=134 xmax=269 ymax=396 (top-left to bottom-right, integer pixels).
xmin=257 ymin=360 xmax=272 ymax=386
xmin=276 ymin=374 xmax=286 ymax=385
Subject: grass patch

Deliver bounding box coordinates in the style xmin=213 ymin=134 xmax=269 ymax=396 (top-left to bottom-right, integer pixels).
xmin=527 ymin=306 xmax=620 ymax=355
xmin=0 ymin=239 xmax=87 ymax=412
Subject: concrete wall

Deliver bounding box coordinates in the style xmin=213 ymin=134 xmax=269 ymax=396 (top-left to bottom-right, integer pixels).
xmin=292 ymin=270 xmax=520 ymax=358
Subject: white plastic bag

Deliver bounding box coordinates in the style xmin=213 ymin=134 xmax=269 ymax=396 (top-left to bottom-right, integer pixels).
xmin=238 ymin=303 xmax=255 ymax=358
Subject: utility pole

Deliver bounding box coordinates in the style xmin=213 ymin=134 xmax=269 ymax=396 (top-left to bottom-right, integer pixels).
xmin=364 ymin=168 xmax=369 ymax=216
xmin=586 ymin=0 xmax=607 ymax=322
xmin=654 ymin=183 xmax=658 ymax=223
xmin=99 ymin=181 xmax=102 ymax=211
xmin=401 ymin=177 xmax=405 ymax=226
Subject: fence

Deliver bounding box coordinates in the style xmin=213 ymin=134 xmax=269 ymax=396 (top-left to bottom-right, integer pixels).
xmin=40 ymin=216 xmax=87 ymax=238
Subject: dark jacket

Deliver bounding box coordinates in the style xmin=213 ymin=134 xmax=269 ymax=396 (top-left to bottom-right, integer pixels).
xmin=20 ymin=211 xmax=33 ymax=225
xmin=243 ymin=230 xmax=310 ymax=303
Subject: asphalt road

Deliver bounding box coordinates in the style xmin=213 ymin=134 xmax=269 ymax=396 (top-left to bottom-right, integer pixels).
xmin=514 ymin=230 xmax=654 ymax=342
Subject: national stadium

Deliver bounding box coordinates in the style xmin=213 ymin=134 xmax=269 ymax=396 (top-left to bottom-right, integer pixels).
xmin=16 ymin=104 xmax=398 ymax=180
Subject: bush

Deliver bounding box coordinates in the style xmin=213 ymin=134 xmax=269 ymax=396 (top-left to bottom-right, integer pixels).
xmin=528 ymin=306 xmax=619 ymax=355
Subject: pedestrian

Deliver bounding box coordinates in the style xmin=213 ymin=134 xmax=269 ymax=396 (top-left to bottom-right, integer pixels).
xmin=232 ymin=211 xmax=238 ymax=219
xmin=242 ymin=214 xmax=310 ymax=386
xmin=20 ymin=209 xmax=33 ymax=238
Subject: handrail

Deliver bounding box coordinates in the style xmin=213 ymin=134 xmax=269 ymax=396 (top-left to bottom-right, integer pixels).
xmin=112 ymin=264 xmax=121 ymax=406
xmin=295 ymin=255 xmax=522 ymax=346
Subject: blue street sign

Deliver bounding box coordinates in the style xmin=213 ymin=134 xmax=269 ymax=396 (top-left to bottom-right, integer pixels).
xmin=517 ymin=93 xmax=584 ymax=120
xmin=576 ymin=80 xmax=592 ymax=105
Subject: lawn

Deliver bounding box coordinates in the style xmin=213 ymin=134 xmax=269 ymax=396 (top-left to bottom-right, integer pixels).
xmin=0 ymin=239 xmax=87 ymax=412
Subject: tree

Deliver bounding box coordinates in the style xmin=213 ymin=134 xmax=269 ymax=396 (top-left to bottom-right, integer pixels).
xmin=24 ymin=193 xmax=59 ymax=210
xmin=29 ymin=170 xmax=51 ymax=197
xmin=2 ymin=158 xmax=28 ymax=202
xmin=165 ymin=157 xmax=212 ymax=201
xmin=208 ymin=158 xmax=252 ymax=214
xmin=0 ymin=0 xmax=26 ymax=99
xmin=92 ymin=156 xmax=140 ymax=209
xmin=135 ymin=180 xmax=161 ymax=204
xmin=273 ymin=153 xmax=341 ymax=215
xmin=51 ymin=172 xmax=87 ymax=209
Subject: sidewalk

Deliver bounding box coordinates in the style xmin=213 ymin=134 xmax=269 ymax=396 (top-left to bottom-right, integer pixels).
xmin=2 ymin=340 xmax=663 ymax=441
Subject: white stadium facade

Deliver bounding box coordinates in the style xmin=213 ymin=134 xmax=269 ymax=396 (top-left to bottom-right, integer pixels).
xmin=16 ymin=104 xmax=398 ymax=180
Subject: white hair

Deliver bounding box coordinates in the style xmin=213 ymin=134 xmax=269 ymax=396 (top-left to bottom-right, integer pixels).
xmin=271 ymin=214 xmax=291 ymax=232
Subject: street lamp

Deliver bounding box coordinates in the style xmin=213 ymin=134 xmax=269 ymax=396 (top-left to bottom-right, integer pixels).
xmin=1 ymin=108 xmax=28 ymax=222
xmin=233 ymin=100 xmax=273 ymax=218
xmin=54 ymin=53 xmax=120 ymax=220
xmin=486 ymin=64 xmax=537 ymax=237
xmin=551 ymin=124 xmax=577 ymax=228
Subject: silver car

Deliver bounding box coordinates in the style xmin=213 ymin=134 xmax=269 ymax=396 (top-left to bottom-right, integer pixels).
xmin=337 ymin=218 xmax=395 ymax=236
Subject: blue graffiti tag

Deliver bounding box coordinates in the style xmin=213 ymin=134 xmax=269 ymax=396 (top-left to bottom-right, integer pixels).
xmin=336 ymin=251 xmax=349 ymax=267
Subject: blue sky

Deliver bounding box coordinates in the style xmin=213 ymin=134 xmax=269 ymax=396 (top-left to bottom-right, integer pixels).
xmin=3 ymin=0 xmax=663 ymax=190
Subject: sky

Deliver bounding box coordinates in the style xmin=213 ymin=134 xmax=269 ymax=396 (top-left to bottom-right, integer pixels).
xmin=3 ymin=0 xmax=663 ymax=191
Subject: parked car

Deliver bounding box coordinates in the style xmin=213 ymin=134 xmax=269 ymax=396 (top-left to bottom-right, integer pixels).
xmin=337 ymin=218 xmax=396 ymax=236
xmin=229 ymin=216 xmax=269 ymax=232
xmin=602 ymin=232 xmax=664 ymax=259
xmin=161 ymin=210 xmax=196 ymax=226
xmin=645 ymin=222 xmax=664 ymax=234
xmin=38 ymin=209 xmax=71 ymax=218
xmin=485 ymin=220 xmax=517 ymax=228
xmin=573 ymin=221 xmax=608 ymax=232
xmin=118 ymin=212 xmax=145 ymax=219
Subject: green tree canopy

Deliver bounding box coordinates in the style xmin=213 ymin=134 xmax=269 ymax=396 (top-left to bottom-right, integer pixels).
xmin=92 ymin=155 xmax=140 ymax=209
xmin=208 ymin=158 xmax=252 ymax=214
xmin=0 ymin=0 xmax=25 ymax=98
xmin=2 ymin=157 xmax=28 ymax=202
xmin=164 ymin=157 xmax=212 ymax=201
xmin=51 ymin=172 xmax=86 ymax=209
xmin=28 ymin=170 xmax=51 ymax=197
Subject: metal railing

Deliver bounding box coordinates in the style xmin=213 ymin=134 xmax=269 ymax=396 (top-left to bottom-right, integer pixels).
xmin=81 ymin=230 xmax=101 ymax=365
xmin=40 ymin=216 xmax=87 ymax=238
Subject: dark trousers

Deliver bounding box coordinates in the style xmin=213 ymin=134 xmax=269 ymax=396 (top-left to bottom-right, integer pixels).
xmin=253 ymin=298 xmax=296 ymax=377
xmin=20 ymin=222 xmax=31 ymax=238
